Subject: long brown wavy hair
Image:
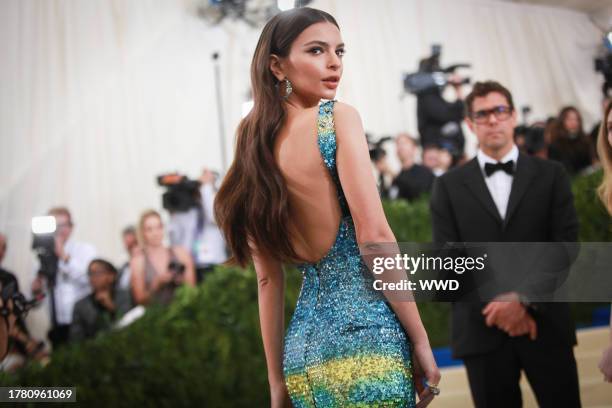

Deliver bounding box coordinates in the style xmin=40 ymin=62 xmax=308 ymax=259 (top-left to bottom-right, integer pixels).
xmin=552 ymin=106 xmax=586 ymax=141
xmin=214 ymin=8 xmax=339 ymax=267
xmin=597 ymin=101 xmax=612 ymax=215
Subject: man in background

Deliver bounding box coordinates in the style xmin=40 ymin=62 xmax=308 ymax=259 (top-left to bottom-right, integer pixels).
xmin=31 ymin=207 xmax=96 ymax=349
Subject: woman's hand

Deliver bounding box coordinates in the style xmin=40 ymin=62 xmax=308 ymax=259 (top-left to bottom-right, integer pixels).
xmin=412 ymin=340 xmax=441 ymax=407
xmin=599 ymin=344 xmax=612 ymax=382
xmin=270 ymin=381 xmax=291 ymax=408
xmin=153 ymin=270 xmax=174 ymax=290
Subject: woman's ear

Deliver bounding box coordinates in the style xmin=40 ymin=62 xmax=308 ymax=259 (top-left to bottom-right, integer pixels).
xmin=269 ymin=54 xmax=285 ymax=82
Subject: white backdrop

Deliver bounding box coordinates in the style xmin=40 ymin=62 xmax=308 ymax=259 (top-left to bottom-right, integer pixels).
xmin=0 ymin=0 xmax=606 ymax=321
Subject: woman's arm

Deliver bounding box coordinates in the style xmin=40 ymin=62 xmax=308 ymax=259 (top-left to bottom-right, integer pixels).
xmin=334 ymin=102 xmax=440 ymax=391
xmin=130 ymin=254 xmax=156 ymax=305
xmin=251 ymin=245 xmax=290 ymax=406
xmin=334 ymin=103 xmax=427 ymax=341
xmin=172 ymin=246 xmax=196 ymax=286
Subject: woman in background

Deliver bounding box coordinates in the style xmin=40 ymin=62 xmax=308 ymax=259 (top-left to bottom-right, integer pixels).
xmin=548 ymin=106 xmax=594 ymax=176
xmin=130 ymin=210 xmax=195 ymax=306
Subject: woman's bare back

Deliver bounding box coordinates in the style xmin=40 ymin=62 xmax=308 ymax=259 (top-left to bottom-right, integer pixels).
xmin=274 ymin=105 xmax=342 ymax=264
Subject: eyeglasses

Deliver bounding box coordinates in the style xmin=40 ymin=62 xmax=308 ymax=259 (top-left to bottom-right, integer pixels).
xmin=471 ymin=106 xmax=512 ymax=124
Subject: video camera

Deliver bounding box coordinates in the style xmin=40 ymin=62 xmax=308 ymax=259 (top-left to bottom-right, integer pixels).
xmin=403 ymin=44 xmax=471 ymax=95
xmin=157 ymin=174 xmax=203 ymax=213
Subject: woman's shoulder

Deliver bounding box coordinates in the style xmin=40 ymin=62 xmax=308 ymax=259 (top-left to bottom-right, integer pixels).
xmin=330 ymin=101 xmax=364 ymax=140
xmin=331 ymin=100 xmax=360 ymax=119
xmin=130 ymin=252 xmax=145 ymax=272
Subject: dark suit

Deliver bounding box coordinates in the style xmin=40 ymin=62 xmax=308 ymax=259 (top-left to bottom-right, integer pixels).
xmin=430 ymin=152 xmax=580 ymax=407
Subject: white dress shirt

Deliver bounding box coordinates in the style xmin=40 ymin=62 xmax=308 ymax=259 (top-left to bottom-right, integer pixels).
xmin=168 ymin=184 xmax=227 ymax=266
xmin=53 ymin=239 xmax=97 ymax=325
xmin=476 ymin=145 xmax=519 ymax=221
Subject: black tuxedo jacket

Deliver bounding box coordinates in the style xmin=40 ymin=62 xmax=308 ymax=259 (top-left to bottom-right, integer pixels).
xmin=430 ymin=153 xmax=578 ymax=358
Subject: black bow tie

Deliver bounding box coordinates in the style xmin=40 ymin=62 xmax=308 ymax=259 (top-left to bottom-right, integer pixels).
xmin=484 ymin=160 xmax=514 ymax=177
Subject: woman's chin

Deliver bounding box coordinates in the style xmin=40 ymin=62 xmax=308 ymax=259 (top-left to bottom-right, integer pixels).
xmin=319 ymin=89 xmax=337 ymax=100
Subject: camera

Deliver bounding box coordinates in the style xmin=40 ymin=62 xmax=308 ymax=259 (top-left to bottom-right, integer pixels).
xmin=157 ymin=174 xmax=202 ymax=213
xmin=1 ymin=281 xmax=42 ymax=321
xmin=403 ymin=44 xmax=471 ymax=95
xmin=31 ymin=216 xmax=59 ymax=285
xmin=168 ymin=260 xmax=186 ymax=277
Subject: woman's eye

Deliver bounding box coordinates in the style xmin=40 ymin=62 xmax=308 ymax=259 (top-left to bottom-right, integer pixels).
xmin=336 ymin=49 xmax=346 ymax=57
xmin=308 ymin=47 xmax=323 ymax=55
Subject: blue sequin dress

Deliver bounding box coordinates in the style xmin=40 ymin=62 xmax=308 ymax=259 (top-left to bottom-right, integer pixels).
xmin=282 ymin=100 xmax=416 ymax=407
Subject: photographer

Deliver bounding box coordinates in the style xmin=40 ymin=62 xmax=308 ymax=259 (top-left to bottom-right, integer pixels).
xmin=409 ymin=45 xmax=468 ymax=158
xmin=0 ymin=295 xmax=17 ymax=364
xmin=31 ymin=207 xmax=96 ymax=349
xmin=1 ymin=233 xmax=47 ymax=371
xmin=70 ymin=259 xmax=132 ymax=342
xmin=1 ymin=232 xmax=18 ymax=363
xmin=117 ymin=225 xmax=139 ymax=293
xmin=130 ymin=210 xmax=195 ymax=306
xmin=167 ymin=168 xmax=228 ymax=282
xmin=417 ymin=72 xmax=466 ymax=156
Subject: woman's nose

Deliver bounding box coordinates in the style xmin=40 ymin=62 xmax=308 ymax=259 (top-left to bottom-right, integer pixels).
xmin=328 ymin=53 xmax=341 ymax=69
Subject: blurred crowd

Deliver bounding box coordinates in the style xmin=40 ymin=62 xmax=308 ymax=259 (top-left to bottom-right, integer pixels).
xmin=0 ymin=169 xmax=227 ymax=372
xmin=372 ymin=98 xmax=609 ymax=202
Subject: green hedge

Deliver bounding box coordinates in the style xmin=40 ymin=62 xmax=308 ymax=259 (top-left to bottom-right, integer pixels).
xmin=572 ymin=170 xmax=612 ymax=242
xmin=2 ymin=171 xmax=609 ymax=406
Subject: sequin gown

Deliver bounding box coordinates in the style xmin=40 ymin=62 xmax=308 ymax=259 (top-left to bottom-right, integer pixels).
xmin=282 ymin=100 xmax=416 ymax=407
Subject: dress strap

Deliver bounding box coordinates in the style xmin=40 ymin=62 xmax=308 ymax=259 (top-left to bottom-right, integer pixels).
xmin=317 ymin=100 xmax=351 ymax=217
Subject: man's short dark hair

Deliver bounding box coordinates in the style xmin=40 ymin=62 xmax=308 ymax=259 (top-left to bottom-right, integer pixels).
xmin=465 ymin=81 xmax=515 ymax=118
xmin=88 ymin=259 xmax=117 ymax=275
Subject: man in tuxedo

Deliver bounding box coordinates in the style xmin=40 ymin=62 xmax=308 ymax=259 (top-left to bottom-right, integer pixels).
xmin=430 ymin=81 xmax=580 ymax=407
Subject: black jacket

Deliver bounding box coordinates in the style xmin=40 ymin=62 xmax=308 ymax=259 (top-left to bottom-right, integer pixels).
xmin=430 ymin=153 xmax=578 ymax=358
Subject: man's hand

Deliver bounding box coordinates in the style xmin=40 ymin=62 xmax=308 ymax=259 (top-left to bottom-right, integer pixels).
xmin=31 ymin=276 xmax=44 ymax=295
xmin=199 ymin=168 xmax=216 ymax=185
xmin=54 ymin=236 xmax=68 ymax=262
xmin=506 ymin=313 xmax=537 ymax=339
xmin=94 ymin=290 xmax=115 ymax=312
xmin=448 ymin=73 xmax=465 ymax=97
xmin=482 ymin=292 xmax=537 ymax=340
xmin=482 ymin=300 xmax=526 ymax=332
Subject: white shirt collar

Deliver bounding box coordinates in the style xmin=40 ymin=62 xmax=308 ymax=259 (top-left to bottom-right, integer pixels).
xmin=477 ymin=144 xmax=519 ymax=171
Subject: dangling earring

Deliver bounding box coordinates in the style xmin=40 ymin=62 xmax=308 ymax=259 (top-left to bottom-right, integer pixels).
xmin=283 ymin=78 xmax=292 ymax=99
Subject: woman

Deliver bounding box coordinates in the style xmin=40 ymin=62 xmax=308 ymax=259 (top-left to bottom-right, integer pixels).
xmin=214 ymin=8 xmax=439 ymax=407
xmin=597 ymin=101 xmax=612 ymax=382
xmin=548 ymin=106 xmax=594 ymax=176
xmin=130 ymin=210 xmax=195 ymax=306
